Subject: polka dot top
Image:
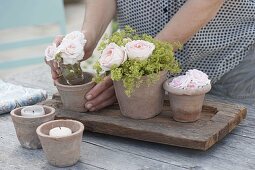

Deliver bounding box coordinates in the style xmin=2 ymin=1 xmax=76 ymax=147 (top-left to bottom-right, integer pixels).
xmin=116 ymin=0 xmax=255 ymax=83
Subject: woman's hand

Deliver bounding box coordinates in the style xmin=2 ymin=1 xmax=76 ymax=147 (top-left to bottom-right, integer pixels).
xmin=85 ymin=76 xmax=117 ymax=111
xmin=45 ymin=30 xmax=97 ymax=80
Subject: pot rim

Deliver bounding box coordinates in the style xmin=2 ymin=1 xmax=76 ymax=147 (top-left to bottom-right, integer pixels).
xmin=163 ymin=78 xmax=211 ymax=96
xmin=54 ymin=72 xmax=95 ymax=89
xmin=10 ymin=105 xmax=56 ymax=120
xmin=36 ymin=119 xmax=84 ymax=139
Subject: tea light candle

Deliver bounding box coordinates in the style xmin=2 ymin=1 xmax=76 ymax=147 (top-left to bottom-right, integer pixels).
xmin=21 ymin=105 xmax=45 ymax=117
xmin=49 ymin=127 xmax=72 ymax=137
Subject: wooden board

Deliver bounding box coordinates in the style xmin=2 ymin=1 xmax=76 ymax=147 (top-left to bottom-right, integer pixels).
xmin=40 ymin=94 xmax=247 ymax=151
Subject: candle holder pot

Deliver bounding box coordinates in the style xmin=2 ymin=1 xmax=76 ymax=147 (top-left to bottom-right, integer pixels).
xmin=36 ymin=119 xmax=84 ymax=167
xmin=10 ymin=106 xmax=55 ymax=149
xmin=55 ymin=72 xmax=95 ymax=112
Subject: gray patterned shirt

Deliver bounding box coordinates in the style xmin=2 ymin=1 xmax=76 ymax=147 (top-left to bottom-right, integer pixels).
xmin=116 ymin=0 xmax=255 ymax=83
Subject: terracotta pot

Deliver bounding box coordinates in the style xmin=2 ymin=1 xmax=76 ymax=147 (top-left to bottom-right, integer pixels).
xmin=163 ymin=78 xmax=211 ymax=122
xmin=113 ymin=71 xmax=167 ymax=119
xmin=36 ymin=119 xmax=84 ymax=167
xmin=10 ymin=106 xmax=55 ymax=149
xmin=55 ymin=72 xmax=95 ymax=112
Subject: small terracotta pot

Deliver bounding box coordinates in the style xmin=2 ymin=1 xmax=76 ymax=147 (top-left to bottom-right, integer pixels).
xmin=36 ymin=119 xmax=84 ymax=167
xmin=10 ymin=106 xmax=55 ymax=149
xmin=163 ymin=78 xmax=211 ymax=122
xmin=55 ymin=72 xmax=96 ymax=112
xmin=113 ymin=71 xmax=167 ymax=119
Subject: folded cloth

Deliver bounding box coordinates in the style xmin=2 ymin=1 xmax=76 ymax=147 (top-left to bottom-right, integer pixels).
xmin=0 ymin=80 xmax=47 ymax=114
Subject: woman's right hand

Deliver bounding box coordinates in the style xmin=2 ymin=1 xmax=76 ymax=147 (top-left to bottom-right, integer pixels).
xmin=45 ymin=30 xmax=98 ymax=80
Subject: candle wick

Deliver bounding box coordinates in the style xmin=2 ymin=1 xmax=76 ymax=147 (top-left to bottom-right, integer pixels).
xmin=59 ymin=127 xmax=61 ymax=130
xmin=33 ymin=110 xmax=34 ymax=114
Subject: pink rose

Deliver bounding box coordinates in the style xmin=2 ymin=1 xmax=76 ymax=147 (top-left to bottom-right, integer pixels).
xmin=125 ymin=40 xmax=155 ymax=60
xmin=57 ymin=40 xmax=84 ymax=65
xmin=186 ymin=69 xmax=211 ymax=86
xmin=99 ymin=43 xmax=127 ymax=71
xmin=169 ymin=75 xmax=192 ymax=89
xmin=44 ymin=43 xmax=57 ymax=61
xmin=187 ymin=81 xmax=198 ymax=89
xmin=62 ymin=31 xmax=87 ymax=46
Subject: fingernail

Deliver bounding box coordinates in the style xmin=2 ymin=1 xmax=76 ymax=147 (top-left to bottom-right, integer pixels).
xmin=86 ymin=94 xmax=93 ymax=100
xmin=86 ymin=103 xmax=93 ymax=109
xmin=90 ymin=107 xmax=96 ymax=112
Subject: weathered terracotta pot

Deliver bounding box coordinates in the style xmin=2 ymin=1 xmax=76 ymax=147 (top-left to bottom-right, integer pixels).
xmin=113 ymin=71 xmax=167 ymax=119
xmin=163 ymin=78 xmax=211 ymax=122
xmin=55 ymin=72 xmax=95 ymax=112
xmin=36 ymin=119 xmax=84 ymax=167
xmin=10 ymin=106 xmax=55 ymax=149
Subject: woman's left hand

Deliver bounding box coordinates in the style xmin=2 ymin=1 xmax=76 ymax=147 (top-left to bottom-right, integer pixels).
xmin=84 ymin=76 xmax=117 ymax=111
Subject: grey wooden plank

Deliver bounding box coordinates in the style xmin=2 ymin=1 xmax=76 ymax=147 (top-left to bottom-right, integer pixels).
xmin=81 ymin=131 xmax=255 ymax=170
xmin=0 ymin=115 xmax=102 ymax=170
xmin=0 ymin=114 xmax=185 ymax=170
xmin=231 ymin=127 xmax=255 ymax=139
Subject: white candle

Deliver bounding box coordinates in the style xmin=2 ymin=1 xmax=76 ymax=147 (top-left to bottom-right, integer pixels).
xmin=49 ymin=127 xmax=72 ymax=137
xmin=21 ymin=105 xmax=45 ymax=117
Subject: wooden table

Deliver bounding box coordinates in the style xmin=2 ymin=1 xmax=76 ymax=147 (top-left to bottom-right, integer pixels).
xmin=1 ymin=65 xmax=255 ymax=170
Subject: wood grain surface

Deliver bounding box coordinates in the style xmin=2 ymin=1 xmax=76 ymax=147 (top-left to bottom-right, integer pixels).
xmin=41 ymin=93 xmax=247 ymax=151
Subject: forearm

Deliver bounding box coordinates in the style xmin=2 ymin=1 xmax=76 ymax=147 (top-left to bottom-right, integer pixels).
xmin=82 ymin=0 xmax=116 ymax=42
xmin=156 ymin=0 xmax=224 ymax=45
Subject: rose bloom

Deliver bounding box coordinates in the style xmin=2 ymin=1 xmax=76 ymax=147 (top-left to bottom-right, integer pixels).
xmin=169 ymin=75 xmax=192 ymax=89
xmin=125 ymin=40 xmax=155 ymax=60
xmin=62 ymin=31 xmax=87 ymax=46
xmin=186 ymin=69 xmax=211 ymax=87
xmin=45 ymin=43 xmax=57 ymax=61
xmin=57 ymin=40 xmax=84 ymax=65
xmin=99 ymin=43 xmax=127 ymax=71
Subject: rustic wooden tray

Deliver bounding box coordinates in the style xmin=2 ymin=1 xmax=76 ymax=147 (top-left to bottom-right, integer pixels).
xmin=41 ymin=94 xmax=247 ymax=151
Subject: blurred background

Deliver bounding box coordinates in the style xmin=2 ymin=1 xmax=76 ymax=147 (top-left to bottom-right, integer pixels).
xmin=0 ymin=0 xmax=115 ymax=79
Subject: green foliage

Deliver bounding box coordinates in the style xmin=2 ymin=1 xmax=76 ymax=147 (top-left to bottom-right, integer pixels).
xmin=60 ymin=62 xmax=84 ymax=85
xmin=98 ymin=25 xmax=136 ymax=51
xmin=92 ymin=61 xmax=103 ymax=83
xmin=94 ymin=26 xmax=181 ymax=96
xmin=55 ymin=53 xmax=62 ymax=63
